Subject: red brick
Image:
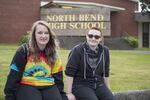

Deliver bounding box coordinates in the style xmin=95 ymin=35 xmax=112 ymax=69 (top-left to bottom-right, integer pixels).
xmin=0 ymin=0 xmax=40 ymax=43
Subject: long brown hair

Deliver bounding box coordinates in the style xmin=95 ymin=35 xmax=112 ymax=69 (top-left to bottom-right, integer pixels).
xmin=29 ymin=20 xmax=58 ymax=65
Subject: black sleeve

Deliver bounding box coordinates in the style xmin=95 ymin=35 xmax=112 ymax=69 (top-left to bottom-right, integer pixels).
xmin=52 ymin=71 xmax=64 ymax=93
xmin=4 ymin=46 xmax=26 ymax=100
xmin=65 ymin=47 xmax=80 ymax=77
xmin=104 ymin=47 xmax=110 ymax=77
xmin=53 ymin=71 xmax=68 ymax=100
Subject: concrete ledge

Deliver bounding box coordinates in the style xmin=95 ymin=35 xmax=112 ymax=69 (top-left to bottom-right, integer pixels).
xmin=114 ymin=90 xmax=150 ymax=100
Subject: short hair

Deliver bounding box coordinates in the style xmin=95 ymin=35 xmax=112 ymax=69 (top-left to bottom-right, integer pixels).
xmin=89 ymin=27 xmax=102 ymax=36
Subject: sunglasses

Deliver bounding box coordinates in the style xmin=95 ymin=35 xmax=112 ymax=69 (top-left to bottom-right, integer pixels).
xmin=87 ymin=34 xmax=101 ymax=39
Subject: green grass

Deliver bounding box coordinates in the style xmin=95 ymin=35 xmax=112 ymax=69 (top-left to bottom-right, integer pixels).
xmin=110 ymin=50 xmax=150 ymax=92
xmin=0 ymin=44 xmax=150 ymax=100
xmin=0 ymin=44 xmax=18 ymax=100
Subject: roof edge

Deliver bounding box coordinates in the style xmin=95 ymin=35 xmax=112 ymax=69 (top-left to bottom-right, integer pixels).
xmin=130 ymin=0 xmax=139 ymax=3
xmin=51 ymin=0 xmax=125 ymax=11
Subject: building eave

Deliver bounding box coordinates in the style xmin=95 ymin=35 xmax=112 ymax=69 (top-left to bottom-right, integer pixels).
xmin=135 ymin=12 xmax=150 ymax=22
xmin=130 ymin=0 xmax=139 ymax=3
xmin=41 ymin=0 xmax=125 ymax=11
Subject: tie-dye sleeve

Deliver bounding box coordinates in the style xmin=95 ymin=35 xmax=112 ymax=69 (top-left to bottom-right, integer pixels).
xmin=52 ymin=57 xmax=63 ymax=74
xmin=4 ymin=45 xmax=27 ymax=100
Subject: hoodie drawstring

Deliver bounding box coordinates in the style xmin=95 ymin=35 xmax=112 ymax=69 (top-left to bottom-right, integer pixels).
xmin=83 ymin=48 xmax=87 ymax=79
xmin=102 ymin=48 xmax=105 ymax=77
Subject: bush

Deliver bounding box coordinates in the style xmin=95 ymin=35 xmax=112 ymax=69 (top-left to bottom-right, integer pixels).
xmin=19 ymin=31 xmax=31 ymax=45
xmin=123 ymin=36 xmax=138 ymax=48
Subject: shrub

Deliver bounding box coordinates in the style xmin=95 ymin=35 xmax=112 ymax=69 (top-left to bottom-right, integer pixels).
xmin=19 ymin=31 xmax=31 ymax=45
xmin=123 ymin=36 xmax=138 ymax=48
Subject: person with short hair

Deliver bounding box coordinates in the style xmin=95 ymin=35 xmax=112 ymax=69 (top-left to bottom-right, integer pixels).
xmin=65 ymin=27 xmax=115 ymax=100
xmin=4 ymin=20 xmax=67 ymax=100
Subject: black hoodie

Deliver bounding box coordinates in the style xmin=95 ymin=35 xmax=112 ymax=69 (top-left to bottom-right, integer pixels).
xmin=65 ymin=42 xmax=110 ymax=89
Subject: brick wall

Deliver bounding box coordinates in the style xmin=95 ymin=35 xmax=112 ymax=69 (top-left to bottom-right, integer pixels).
xmin=0 ymin=0 xmax=40 ymax=43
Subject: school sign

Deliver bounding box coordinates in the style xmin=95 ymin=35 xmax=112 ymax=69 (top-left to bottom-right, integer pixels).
xmin=41 ymin=8 xmax=110 ymax=36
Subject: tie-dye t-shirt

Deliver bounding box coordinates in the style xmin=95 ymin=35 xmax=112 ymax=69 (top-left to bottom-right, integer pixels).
xmin=20 ymin=52 xmax=63 ymax=86
xmin=5 ymin=44 xmax=64 ymax=100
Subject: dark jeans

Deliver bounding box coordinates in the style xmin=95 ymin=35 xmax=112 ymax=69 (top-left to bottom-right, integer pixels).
xmin=16 ymin=84 xmax=65 ymax=100
xmin=73 ymin=84 xmax=115 ymax=100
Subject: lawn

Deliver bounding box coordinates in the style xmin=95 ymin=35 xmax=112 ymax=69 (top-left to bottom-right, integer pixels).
xmin=0 ymin=44 xmax=150 ymax=100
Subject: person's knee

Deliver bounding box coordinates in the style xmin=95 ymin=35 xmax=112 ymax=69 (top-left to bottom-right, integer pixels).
xmin=73 ymin=86 xmax=98 ymax=100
